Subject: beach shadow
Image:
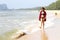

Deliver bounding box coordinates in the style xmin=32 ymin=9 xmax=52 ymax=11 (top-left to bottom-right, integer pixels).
xmin=41 ymin=30 xmax=48 ymax=40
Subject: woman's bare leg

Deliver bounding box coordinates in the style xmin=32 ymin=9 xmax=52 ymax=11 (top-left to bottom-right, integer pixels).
xmin=40 ymin=19 xmax=43 ymax=29
xmin=42 ymin=19 xmax=44 ymax=30
xmin=42 ymin=21 xmax=44 ymax=30
xmin=40 ymin=18 xmax=45 ymax=30
xmin=40 ymin=21 xmax=42 ymax=28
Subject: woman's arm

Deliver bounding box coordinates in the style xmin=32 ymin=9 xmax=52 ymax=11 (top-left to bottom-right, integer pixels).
xmin=39 ymin=11 xmax=41 ymax=21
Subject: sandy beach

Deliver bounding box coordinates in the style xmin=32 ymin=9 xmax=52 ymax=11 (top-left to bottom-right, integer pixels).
xmin=15 ymin=12 xmax=60 ymax=40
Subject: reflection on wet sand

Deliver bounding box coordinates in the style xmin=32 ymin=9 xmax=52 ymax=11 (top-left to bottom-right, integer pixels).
xmin=41 ymin=30 xmax=48 ymax=40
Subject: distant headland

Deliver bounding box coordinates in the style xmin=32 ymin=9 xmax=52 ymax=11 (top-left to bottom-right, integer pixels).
xmin=0 ymin=4 xmax=8 ymax=10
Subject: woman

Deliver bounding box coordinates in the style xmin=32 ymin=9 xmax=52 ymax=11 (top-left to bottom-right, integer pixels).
xmin=39 ymin=7 xmax=47 ymax=29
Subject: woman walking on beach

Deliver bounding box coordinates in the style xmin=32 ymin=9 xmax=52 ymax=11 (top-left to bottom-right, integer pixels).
xmin=39 ymin=7 xmax=47 ymax=29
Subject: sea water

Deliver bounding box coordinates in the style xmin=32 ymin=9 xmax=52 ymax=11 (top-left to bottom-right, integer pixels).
xmin=0 ymin=10 xmax=55 ymax=34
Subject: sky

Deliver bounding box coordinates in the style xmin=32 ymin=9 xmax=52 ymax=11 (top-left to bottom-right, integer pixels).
xmin=0 ymin=0 xmax=57 ymax=9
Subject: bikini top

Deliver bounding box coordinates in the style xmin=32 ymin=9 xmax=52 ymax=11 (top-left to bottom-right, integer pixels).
xmin=41 ymin=12 xmax=45 ymax=15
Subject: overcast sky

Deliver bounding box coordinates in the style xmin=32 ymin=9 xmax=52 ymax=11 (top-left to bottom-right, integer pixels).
xmin=0 ymin=0 xmax=57 ymax=9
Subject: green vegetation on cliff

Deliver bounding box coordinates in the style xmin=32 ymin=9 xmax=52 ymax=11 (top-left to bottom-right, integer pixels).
xmin=46 ymin=0 xmax=60 ymax=10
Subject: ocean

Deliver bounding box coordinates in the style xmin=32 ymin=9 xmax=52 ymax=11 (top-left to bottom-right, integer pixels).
xmin=0 ymin=10 xmax=55 ymax=34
